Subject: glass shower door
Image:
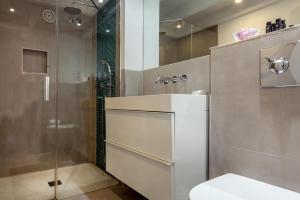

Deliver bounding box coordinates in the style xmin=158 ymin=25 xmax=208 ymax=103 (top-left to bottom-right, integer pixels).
xmin=0 ymin=0 xmax=58 ymax=199
xmin=55 ymin=0 xmax=119 ymax=199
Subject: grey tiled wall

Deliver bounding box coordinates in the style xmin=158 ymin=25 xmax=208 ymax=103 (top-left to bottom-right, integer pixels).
xmin=210 ymin=26 xmax=300 ymax=192
xmin=143 ymin=56 xmax=210 ymax=95
xmin=123 ymin=69 xmax=143 ymax=96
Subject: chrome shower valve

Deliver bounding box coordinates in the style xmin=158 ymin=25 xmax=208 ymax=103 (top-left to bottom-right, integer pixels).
xmin=266 ymin=57 xmax=289 ymax=74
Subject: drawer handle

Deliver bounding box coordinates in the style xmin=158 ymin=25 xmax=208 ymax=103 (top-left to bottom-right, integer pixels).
xmin=105 ymin=140 xmax=173 ymax=166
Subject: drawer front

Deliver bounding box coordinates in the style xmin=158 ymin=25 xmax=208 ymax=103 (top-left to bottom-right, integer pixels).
xmin=106 ymin=110 xmax=174 ymax=162
xmin=106 ymin=143 xmax=173 ymax=200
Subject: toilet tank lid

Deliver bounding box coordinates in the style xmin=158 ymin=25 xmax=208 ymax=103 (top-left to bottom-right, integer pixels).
xmin=189 ymin=173 xmax=300 ymax=200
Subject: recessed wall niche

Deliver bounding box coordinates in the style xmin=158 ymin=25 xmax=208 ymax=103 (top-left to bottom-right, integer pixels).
xmin=23 ymin=49 xmax=48 ymax=73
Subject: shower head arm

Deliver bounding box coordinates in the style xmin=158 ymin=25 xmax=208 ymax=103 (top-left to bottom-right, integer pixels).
xmin=89 ymin=0 xmax=100 ymax=10
xmin=72 ymin=1 xmax=95 ymax=8
xmin=71 ymin=0 xmax=99 ymax=10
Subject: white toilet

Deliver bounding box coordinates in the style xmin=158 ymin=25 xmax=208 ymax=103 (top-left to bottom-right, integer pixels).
xmin=189 ymin=173 xmax=300 ymax=200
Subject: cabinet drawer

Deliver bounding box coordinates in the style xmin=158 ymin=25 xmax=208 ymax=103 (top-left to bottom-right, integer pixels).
xmin=106 ymin=110 xmax=174 ymax=162
xmin=106 ymin=143 xmax=173 ymax=200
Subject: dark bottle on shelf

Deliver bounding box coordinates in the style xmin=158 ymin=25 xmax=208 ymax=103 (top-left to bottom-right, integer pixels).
xmin=266 ymin=21 xmax=272 ymax=33
xmin=275 ymin=18 xmax=282 ymax=30
xmin=271 ymin=23 xmax=276 ymax=32
xmin=282 ymin=20 xmax=287 ymax=29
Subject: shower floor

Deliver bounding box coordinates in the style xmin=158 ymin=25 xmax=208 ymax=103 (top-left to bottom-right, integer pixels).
xmin=0 ymin=163 xmax=118 ymax=200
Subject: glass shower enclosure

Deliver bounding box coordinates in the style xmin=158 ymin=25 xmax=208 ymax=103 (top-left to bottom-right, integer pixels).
xmin=0 ymin=0 xmax=119 ymax=199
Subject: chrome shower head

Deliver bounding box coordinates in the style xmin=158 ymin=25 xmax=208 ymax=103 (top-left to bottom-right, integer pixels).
xmin=64 ymin=7 xmax=81 ymax=15
xmin=64 ymin=7 xmax=82 ymax=26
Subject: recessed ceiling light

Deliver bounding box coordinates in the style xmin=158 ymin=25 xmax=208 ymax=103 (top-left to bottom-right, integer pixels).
xmin=176 ymin=20 xmax=184 ymax=29
xmin=235 ymin=0 xmax=243 ymax=4
xmin=98 ymin=0 xmax=104 ymax=3
xmin=76 ymin=22 xmax=82 ymax=26
xmin=9 ymin=8 xmax=15 ymax=13
xmin=176 ymin=24 xmax=182 ymax=29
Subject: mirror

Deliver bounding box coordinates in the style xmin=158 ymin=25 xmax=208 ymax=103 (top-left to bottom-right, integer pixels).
xmin=160 ymin=14 xmax=217 ymax=66
xmin=159 ymin=0 xmax=300 ymax=66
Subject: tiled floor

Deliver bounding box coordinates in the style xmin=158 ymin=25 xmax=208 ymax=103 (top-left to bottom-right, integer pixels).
xmin=0 ymin=163 xmax=118 ymax=200
xmin=64 ymin=185 xmax=148 ymax=200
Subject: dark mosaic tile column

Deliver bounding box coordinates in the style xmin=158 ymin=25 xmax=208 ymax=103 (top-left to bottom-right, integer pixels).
xmin=96 ymin=0 xmax=117 ymax=170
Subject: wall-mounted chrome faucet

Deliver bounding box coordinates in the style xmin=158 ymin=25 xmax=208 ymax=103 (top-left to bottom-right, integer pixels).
xmin=155 ymin=76 xmax=170 ymax=84
xmin=265 ymin=57 xmax=289 ymax=74
xmin=155 ymin=74 xmax=189 ymax=85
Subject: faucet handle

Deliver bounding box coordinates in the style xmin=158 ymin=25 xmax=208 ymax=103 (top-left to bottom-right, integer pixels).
xmin=155 ymin=76 xmax=161 ymax=84
xmin=163 ymin=78 xmax=169 ymax=85
xmin=171 ymin=76 xmax=180 ymax=83
xmin=266 ymin=57 xmax=289 ymax=74
xmin=180 ymin=74 xmax=188 ymax=81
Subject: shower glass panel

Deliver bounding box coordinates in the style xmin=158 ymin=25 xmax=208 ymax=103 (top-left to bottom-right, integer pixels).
xmin=55 ymin=0 xmax=119 ymax=199
xmin=0 ymin=0 xmax=58 ymax=199
xmin=0 ymin=0 xmax=119 ymax=199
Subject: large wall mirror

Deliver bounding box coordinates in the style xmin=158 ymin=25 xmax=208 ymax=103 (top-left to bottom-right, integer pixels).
xmin=159 ymin=0 xmax=300 ymax=66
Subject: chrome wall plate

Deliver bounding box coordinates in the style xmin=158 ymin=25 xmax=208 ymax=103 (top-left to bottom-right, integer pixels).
xmin=260 ymin=41 xmax=300 ymax=88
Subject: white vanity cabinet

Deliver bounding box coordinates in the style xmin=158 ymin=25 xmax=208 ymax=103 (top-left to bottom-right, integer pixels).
xmin=105 ymin=94 xmax=208 ymax=200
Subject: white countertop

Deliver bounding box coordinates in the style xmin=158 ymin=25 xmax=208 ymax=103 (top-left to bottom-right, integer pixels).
xmin=105 ymin=94 xmax=208 ymax=112
xmin=190 ymin=174 xmax=300 ymax=200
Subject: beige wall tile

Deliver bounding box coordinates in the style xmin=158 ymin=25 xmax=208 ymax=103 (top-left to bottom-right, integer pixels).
xmin=143 ymin=68 xmax=160 ymax=95
xmin=224 ymin=147 xmax=281 ymax=185
xmin=210 ymin=26 xmax=300 ymax=192
xmin=143 ymin=56 xmax=210 ymax=95
xmin=281 ymin=158 xmax=300 ymax=192
xmin=123 ymin=69 xmax=143 ymax=96
xmin=279 ymin=101 xmax=300 ymax=161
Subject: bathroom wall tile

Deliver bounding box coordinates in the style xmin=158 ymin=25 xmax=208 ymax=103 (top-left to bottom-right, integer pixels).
xmin=143 ymin=68 xmax=160 ymax=95
xmin=209 ymin=109 xmax=233 ymax=178
xmin=211 ymin=88 xmax=281 ymax=113
xmin=159 ymin=55 xmax=210 ymax=93
xmin=224 ymin=147 xmax=281 ymax=186
xmin=209 ymin=140 xmax=227 ymax=178
xmin=280 ymin=158 xmax=300 ymax=192
xmin=211 ymin=91 xmax=282 ymax=155
xmin=279 ymin=97 xmax=300 ymax=161
xmin=143 ymin=56 xmax=210 ymax=95
xmin=78 ymin=80 xmax=97 ymax=163
xmin=210 ymin=26 xmax=300 ymax=190
xmin=210 ymin=145 xmax=282 ymax=186
xmin=123 ymin=69 xmax=143 ymax=96
xmin=258 ymin=32 xmax=282 ymax=49
xmin=56 ymin=81 xmax=98 ymax=165
xmin=211 ymin=41 xmax=260 ymax=95
xmin=280 ymin=87 xmax=300 ymax=109
xmin=281 ymin=27 xmax=300 ymax=44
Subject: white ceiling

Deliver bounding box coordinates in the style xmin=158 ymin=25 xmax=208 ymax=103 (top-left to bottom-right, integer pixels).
xmin=26 ymin=0 xmax=105 ymax=16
